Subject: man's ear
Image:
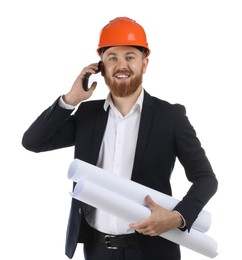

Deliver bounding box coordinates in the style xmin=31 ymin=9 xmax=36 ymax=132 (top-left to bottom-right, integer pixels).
xmin=142 ymin=57 xmax=149 ymax=74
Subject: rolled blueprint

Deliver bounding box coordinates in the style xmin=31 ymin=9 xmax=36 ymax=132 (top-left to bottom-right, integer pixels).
xmin=68 ymin=159 xmax=211 ymax=232
xmin=71 ymin=178 xmax=218 ymax=258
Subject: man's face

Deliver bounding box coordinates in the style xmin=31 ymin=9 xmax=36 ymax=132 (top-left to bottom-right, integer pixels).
xmin=102 ymin=46 xmax=148 ymax=97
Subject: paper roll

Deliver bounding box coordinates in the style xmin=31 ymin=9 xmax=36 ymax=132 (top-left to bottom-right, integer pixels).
xmin=71 ymin=178 xmax=218 ymax=258
xmin=68 ymin=159 xmax=211 ymax=232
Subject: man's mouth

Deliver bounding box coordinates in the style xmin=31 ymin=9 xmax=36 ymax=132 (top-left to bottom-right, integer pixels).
xmin=114 ymin=70 xmax=132 ymax=79
xmin=115 ymin=74 xmax=130 ymax=79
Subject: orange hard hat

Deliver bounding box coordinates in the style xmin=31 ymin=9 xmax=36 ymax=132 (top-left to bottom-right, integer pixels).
xmin=97 ymin=17 xmax=150 ymax=56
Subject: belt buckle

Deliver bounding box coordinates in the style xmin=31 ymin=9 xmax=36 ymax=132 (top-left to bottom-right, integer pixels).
xmin=105 ymin=235 xmax=119 ymax=249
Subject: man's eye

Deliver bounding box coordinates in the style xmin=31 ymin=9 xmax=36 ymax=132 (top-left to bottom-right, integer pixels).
xmin=126 ymin=56 xmax=135 ymax=61
xmin=109 ymin=57 xmax=117 ymax=61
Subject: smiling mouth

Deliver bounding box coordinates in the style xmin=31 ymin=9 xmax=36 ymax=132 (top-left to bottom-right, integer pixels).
xmin=115 ymin=74 xmax=130 ymax=79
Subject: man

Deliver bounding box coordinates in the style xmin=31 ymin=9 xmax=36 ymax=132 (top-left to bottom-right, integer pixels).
xmin=22 ymin=17 xmax=218 ymax=260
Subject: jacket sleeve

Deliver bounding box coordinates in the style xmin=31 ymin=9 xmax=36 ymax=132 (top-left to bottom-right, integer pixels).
xmin=22 ymin=97 xmax=76 ymax=152
xmin=172 ymin=105 xmax=218 ymax=231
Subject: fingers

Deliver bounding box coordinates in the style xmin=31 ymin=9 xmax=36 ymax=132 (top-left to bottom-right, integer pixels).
xmin=130 ymin=221 xmax=149 ymax=232
xmin=129 ymin=221 xmax=158 ymax=236
xmin=129 ymin=195 xmax=154 ymax=230
xmin=80 ymin=63 xmax=100 ymax=79
xmin=129 ymin=195 xmax=162 ymax=236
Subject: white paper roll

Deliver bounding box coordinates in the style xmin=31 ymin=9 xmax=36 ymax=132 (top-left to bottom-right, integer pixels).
xmin=71 ymin=178 xmax=218 ymax=258
xmin=68 ymin=159 xmax=211 ymax=232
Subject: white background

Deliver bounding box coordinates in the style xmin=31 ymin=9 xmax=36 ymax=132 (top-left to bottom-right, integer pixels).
xmin=0 ymin=0 xmax=241 ymax=259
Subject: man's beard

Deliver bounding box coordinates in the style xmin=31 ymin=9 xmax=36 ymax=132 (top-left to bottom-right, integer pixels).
xmin=104 ymin=69 xmax=143 ymax=97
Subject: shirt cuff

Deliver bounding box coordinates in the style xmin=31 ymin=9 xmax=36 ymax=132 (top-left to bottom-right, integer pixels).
xmin=59 ymin=96 xmax=76 ymax=110
xmin=172 ymin=210 xmax=186 ymax=229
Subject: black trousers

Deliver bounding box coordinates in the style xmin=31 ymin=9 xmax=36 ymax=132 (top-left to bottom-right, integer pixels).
xmin=82 ymin=227 xmax=180 ymax=260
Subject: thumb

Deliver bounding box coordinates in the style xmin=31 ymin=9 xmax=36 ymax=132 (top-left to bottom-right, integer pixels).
xmin=145 ymin=195 xmax=156 ymax=210
xmin=89 ymin=81 xmax=97 ymax=92
xmin=85 ymin=82 xmax=97 ymax=97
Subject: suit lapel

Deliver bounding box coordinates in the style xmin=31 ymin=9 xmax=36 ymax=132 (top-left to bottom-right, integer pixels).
xmin=131 ymin=90 xmax=154 ymax=181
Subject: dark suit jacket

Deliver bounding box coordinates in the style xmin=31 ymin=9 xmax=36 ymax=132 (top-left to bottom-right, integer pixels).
xmin=22 ymin=90 xmax=218 ymax=259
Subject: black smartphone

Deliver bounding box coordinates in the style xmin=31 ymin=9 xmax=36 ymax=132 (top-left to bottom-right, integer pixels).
xmin=83 ymin=61 xmax=103 ymax=91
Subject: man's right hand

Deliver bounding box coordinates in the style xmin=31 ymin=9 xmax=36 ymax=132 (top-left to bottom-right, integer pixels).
xmin=63 ymin=63 xmax=100 ymax=106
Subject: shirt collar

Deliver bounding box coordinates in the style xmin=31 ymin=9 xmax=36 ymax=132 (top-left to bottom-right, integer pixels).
xmin=103 ymin=89 xmax=144 ymax=114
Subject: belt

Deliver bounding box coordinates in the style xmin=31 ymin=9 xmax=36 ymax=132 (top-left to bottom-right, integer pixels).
xmin=94 ymin=230 xmax=138 ymax=249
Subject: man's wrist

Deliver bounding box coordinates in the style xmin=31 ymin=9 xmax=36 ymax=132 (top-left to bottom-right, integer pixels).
xmin=59 ymin=96 xmax=76 ymax=110
xmin=172 ymin=210 xmax=186 ymax=228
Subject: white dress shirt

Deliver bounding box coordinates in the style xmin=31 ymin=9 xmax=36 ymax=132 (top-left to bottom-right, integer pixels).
xmin=59 ymin=90 xmax=143 ymax=234
xmin=86 ymin=90 xmax=144 ymax=235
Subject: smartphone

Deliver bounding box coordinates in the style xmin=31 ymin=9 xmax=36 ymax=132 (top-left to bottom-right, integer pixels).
xmin=83 ymin=61 xmax=103 ymax=91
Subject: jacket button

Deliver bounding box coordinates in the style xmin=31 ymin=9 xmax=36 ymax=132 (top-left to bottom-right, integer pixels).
xmin=79 ymin=208 xmax=82 ymax=214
